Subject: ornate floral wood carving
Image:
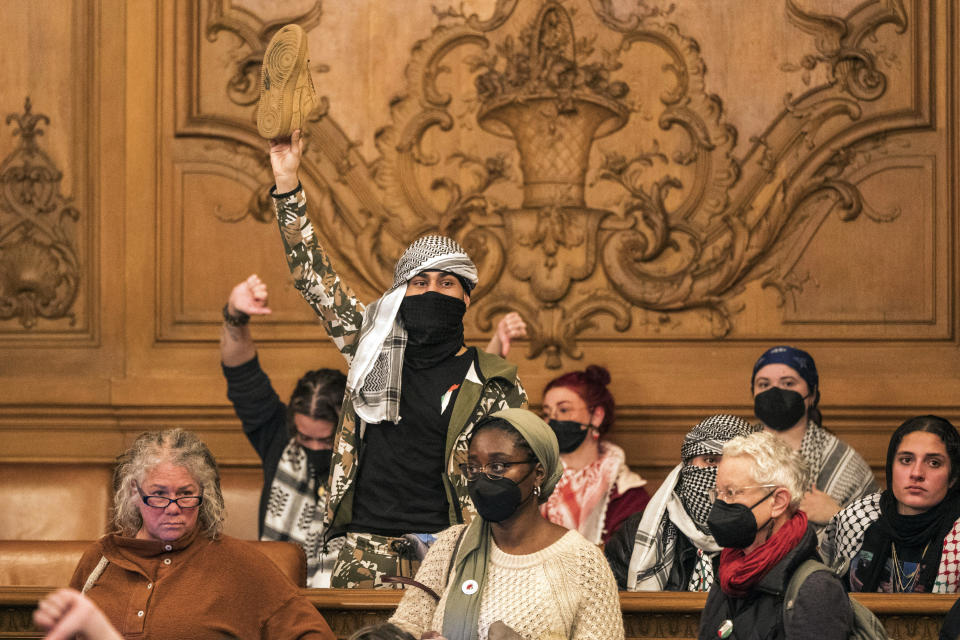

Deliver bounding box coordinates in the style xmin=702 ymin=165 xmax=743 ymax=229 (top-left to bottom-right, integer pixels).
xmin=206 ymin=0 xmax=328 ymax=113
xmin=197 ymin=0 xmax=917 ymax=367
xmin=0 ymin=97 xmax=80 ymax=329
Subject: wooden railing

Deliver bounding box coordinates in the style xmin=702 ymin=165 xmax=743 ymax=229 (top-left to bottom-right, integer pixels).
xmin=1 ymin=587 xmax=953 ymax=639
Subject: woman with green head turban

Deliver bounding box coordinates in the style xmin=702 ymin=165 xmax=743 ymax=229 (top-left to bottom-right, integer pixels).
xmin=389 ymin=408 xmax=625 ymax=640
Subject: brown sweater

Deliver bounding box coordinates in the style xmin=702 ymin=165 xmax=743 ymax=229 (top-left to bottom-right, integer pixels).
xmin=69 ymin=528 xmax=334 ymax=639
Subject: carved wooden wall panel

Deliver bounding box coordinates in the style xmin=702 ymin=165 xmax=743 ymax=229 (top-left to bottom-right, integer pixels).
xmin=0 ymin=1 xmax=95 ymax=342
xmin=0 ymin=1 xmax=957 ymax=498
xmin=159 ymin=0 xmax=950 ymax=357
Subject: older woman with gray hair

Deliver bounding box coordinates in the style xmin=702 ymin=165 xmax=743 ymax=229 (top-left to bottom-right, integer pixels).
xmin=68 ymin=429 xmax=334 ymax=640
xmin=697 ymin=430 xmax=852 ymax=640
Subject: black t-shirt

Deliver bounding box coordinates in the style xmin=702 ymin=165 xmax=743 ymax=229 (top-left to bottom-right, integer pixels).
xmin=850 ymin=536 xmax=928 ymax=592
xmin=348 ymin=347 xmax=476 ymax=536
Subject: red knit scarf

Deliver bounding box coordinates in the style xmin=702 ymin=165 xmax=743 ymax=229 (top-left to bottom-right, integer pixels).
xmin=718 ymin=511 xmax=808 ymax=596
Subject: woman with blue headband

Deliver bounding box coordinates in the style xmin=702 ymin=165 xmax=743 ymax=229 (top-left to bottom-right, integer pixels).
xmin=751 ymin=345 xmax=877 ymax=525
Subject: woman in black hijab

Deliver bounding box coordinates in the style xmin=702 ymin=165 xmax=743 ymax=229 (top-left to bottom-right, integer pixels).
xmin=821 ymin=415 xmax=960 ymax=592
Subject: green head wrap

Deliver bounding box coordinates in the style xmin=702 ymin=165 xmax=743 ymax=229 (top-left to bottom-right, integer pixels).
xmin=441 ymin=408 xmax=562 ymax=640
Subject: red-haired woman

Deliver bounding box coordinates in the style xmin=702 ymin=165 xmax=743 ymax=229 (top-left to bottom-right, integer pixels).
xmin=540 ymin=365 xmax=650 ymax=543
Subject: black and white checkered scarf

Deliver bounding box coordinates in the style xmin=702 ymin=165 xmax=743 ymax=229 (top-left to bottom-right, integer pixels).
xmin=346 ymin=235 xmax=477 ymax=424
xmin=627 ymin=414 xmax=759 ymax=591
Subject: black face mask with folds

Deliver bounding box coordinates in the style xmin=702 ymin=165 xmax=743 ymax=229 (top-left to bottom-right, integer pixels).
xmin=304 ymin=448 xmax=333 ymax=479
xmin=548 ymin=419 xmax=591 ymax=454
xmin=399 ymin=291 xmax=466 ymax=369
xmin=467 ymin=469 xmax=535 ymax=523
xmin=753 ymin=387 xmax=807 ymax=431
xmin=706 ymin=489 xmax=776 ymax=549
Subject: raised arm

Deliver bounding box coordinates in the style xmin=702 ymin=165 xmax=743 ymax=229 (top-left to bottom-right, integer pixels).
xmin=270 ymin=131 xmax=365 ymax=362
xmin=220 ymin=275 xmax=288 ymax=458
xmin=485 ymin=312 xmax=527 ymax=358
xmin=220 ymin=274 xmax=271 ymax=367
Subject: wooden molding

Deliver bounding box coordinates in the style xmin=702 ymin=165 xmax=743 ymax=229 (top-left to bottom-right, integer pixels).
xmin=0 ymin=587 xmax=953 ymax=639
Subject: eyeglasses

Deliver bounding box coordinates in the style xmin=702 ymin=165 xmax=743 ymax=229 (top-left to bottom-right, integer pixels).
xmin=459 ymin=459 xmax=536 ymax=481
xmin=137 ymin=485 xmax=203 ymax=509
xmin=708 ymin=484 xmax=777 ymax=503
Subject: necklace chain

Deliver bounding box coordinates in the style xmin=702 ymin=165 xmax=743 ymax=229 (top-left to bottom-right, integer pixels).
xmin=890 ymin=541 xmax=929 ymax=592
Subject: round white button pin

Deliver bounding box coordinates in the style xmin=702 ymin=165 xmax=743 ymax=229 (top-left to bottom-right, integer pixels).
xmin=461 ymin=579 xmax=478 ymax=595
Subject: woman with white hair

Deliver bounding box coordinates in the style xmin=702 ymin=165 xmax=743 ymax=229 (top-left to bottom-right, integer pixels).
xmin=697 ymin=430 xmax=852 ymax=640
xmin=68 ymin=429 xmax=334 ymax=639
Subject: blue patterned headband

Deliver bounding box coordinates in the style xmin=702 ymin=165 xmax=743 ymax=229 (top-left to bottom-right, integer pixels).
xmin=751 ymin=345 xmax=819 ymax=398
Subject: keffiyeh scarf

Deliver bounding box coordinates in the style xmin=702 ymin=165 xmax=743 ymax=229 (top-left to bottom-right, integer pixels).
xmin=541 ymin=441 xmax=630 ymax=544
xmin=626 ymin=464 xmax=721 ymax=591
xmin=799 ymin=420 xmax=877 ymax=507
xmin=261 ymin=439 xmax=343 ymax=587
xmin=627 ymin=414 xmax=757 ymax=591
xmin=821 ymin=491 xmax=960 ymax=593
xmin=676 ymin=464 xmax=717 ymax=533
xmin=346 ymin=235 xmax=478 ymax=424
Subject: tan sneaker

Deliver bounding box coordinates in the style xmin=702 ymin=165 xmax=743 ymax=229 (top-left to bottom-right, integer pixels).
xmin=256 ymin=24 xmax=318 ymax=139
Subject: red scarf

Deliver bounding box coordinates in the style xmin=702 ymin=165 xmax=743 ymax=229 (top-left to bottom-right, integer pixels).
xmin=718 ymin=511 xmax=808 ymax=596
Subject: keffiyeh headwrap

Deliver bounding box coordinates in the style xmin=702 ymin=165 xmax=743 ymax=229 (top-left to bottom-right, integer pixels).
xmin=347 ymin=235 xmax=478 ymax=424
xmin=627 ymin=414 xmax=758 ymax=591
xmin=442 ymin=409 xmax=562 ymax=640
xmin=678 ymin=415 xmax=760 ymax=531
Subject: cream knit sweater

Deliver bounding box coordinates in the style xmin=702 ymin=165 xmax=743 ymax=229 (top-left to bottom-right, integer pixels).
xmin=390 ymin=525 xmax=624 ymax=640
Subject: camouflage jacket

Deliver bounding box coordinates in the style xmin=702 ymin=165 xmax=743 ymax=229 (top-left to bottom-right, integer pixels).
xmin=273 ymin=187 xmax=526 ymax=539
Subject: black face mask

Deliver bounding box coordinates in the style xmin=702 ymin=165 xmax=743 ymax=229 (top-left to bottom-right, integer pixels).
xmin=399 ymin=291 xmax=466 ymax=369
xmin=706 ymin=489 xmax=776 ymax=549
xmin=304 ymin=448 xmax=333 ymax=478
xmin=548 ymin=419 xmax=591 ymax=453
xmin=754 ymin=387 xmax=807 ymax=431
xmin=467 ymin=469 xmax=535 ymax=523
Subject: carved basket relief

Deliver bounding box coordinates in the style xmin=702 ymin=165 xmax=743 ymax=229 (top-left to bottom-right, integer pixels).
xmin=188 ymin=0 xmax=932 ymax=367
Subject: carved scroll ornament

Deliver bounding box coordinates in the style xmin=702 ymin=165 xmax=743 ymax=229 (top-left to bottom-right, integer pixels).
xmin=206 ymin=0 xmax=910 ymax=367
xmin=0 ymin=98 xmax=80 ymax=329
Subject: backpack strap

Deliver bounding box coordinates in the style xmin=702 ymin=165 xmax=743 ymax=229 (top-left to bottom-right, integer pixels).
xmin=380 ymin=575 xmax=440 ymax=601
xmin=783 ymin=558 xmax=890 ymax=640
xmin=81 ymin=556 xmax=109 ymax=594
xmin=782 ymin=559 xmax=831 ymax=629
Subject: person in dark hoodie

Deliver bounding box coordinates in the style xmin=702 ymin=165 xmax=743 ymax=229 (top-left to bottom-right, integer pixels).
xmin=697 ymin=430 xmax=851 ymax=640
xmin=221 ymin=273 xmax=346 ymax=587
